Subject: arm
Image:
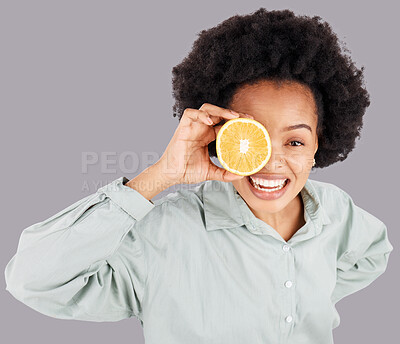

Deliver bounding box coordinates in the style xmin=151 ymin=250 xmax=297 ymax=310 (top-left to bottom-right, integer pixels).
xmin=331 ymin=220 xmax=394 ymax=305
xmin=4 ymin=165 xmax=173 ymax=322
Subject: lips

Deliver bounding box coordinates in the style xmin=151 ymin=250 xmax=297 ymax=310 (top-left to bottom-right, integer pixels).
xmin=246 ymin=174 xmax=291 ymax=200
xmin=249 ymin=173 xmax=290 ymax=180
xmin=249 ymin=176 xmax=287 ymax=189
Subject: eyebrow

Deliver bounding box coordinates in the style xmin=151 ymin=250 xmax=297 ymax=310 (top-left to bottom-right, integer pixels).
xmin=281 ymin=124 xmax=312 ymax=133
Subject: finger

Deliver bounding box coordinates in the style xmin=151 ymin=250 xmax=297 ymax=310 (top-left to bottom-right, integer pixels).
xmin=181 ymin=108 xmax=238 ymax=127
xmin=199 ymin=103 xmax=240 ymax=122
xmin=213 ymin=124 xmax=223 ymax=137
xmin=210 ymin=111 xmax=255 ymax=126
xmin=211 ymin=112 xmax=255 ymax=137
xmin=240 ymin=113 xmax=255 ymax=119
xmin=195 ymin=110 xmax=230 ymax=127
xmin=196 ymin=110 xmax=218 ymax=126
xmin=206 ymin=162 xmax=245 ymax=182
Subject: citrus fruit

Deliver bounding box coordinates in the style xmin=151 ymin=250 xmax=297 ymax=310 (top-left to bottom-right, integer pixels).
xmin=216 ymin=118 xmax=272 ymax=176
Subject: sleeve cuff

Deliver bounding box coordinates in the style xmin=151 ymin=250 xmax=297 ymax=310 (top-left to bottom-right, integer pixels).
xmin=97 ymin=177 xmax=155 ymax=221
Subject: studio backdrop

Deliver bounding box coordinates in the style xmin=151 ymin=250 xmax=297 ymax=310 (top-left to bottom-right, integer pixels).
xmin=1 ymin=1 xmax=398 ymax=344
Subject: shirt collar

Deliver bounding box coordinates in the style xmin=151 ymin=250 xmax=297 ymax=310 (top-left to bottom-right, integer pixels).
xmin=203 ymin=179 xmax=332 ymax=243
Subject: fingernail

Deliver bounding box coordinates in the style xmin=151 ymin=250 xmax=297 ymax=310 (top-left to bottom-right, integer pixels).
xmin=229 ymin=110 xmax=240 ymax=117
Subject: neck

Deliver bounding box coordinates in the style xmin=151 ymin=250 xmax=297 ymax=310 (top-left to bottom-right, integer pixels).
xmin=251 ymin=194 xmax=305 ymax=241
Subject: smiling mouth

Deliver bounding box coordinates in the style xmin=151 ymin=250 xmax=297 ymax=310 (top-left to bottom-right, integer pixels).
xmin=248 ymin=176 xmax=289 ymax=192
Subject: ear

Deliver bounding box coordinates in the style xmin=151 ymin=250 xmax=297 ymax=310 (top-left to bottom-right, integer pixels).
xmin=314 ymin=136 xmax=318 ymax=154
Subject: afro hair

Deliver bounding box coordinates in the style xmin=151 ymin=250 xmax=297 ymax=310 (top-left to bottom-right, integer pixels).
xmin=171 ymin=8 xmax=370 ymax=169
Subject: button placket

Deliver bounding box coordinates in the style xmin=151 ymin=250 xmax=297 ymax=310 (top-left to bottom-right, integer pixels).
xmin=282 ymin=244 xmax=295 ymax=331
xmin=284 ymin=280 xmax=293 ymax=288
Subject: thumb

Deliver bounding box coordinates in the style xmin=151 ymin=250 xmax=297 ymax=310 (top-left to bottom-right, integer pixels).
xmin=207 ymin=163 xmax=245 ymax=182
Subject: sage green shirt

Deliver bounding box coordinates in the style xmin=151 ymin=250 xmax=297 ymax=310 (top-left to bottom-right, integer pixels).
xmin=4 ymin=177 xmax=394 ymax=344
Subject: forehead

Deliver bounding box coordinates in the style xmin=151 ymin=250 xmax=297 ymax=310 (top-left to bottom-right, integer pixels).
xmin=230 ymin=80 xmax=317 ymax=127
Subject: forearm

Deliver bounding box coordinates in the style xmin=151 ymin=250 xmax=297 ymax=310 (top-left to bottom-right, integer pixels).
xmin=125 ymin=163 xmax=177 ymax=201
xmin=4 ymin=177 xmax=154 ymax=320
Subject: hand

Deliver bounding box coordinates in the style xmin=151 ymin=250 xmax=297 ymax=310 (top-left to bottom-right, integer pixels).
xmin=155 ymin=103 xmax=254 ymax=185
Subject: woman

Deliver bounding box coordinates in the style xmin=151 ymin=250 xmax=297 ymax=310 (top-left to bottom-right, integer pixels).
xmin=5 ymin=8 xmax=393 ymax=344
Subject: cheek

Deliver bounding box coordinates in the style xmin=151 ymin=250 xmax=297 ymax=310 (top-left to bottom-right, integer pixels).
xmin=232 ymin=178 xmax=248 ymax=191
xmin=285 ymin=152 xmax=314 ymax=174
xmin=237 ymin=177 xmax=256 ymax=195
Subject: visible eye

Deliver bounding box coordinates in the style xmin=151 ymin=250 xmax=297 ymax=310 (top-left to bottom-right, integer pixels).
xmin=288 ymin=140 xmax=304 ymax=147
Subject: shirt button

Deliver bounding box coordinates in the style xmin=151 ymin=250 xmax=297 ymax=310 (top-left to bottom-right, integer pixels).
xmin=282 ymin=245 xmax=291 ymax=252
xmin=285 ymin=315 xmax=293 ymax=323
xmin=285 ymin=280 xmax=293 ymax=288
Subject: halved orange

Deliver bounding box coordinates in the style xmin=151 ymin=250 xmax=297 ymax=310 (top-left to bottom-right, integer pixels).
xmin=216 ymin=118 xmax=272 ymax=176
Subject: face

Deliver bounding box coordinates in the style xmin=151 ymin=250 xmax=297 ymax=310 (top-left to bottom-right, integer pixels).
xmin=229 ymin=80 xmax=319 ymax=220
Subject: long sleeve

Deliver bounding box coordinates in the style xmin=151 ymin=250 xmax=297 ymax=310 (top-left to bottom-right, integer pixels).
xmin=4 ymin=176 xmax=155 ymax=322
xmin=331 ymin=211 xmax=394 ymax=305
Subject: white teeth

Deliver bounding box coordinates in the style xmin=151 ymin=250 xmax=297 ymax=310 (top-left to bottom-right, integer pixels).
xmin=249 ymin=177 xmax=288 ymax=192
xmin=250 ymin=177 xmax=287 ymax=187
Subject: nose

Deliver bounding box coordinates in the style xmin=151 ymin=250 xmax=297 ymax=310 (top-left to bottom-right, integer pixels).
xmin=263 ymin=153 xmax=285 ymax=172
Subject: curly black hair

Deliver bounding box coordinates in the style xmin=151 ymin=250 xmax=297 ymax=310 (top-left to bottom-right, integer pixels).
xmin=171 ymin=8 xmax=370 ymax=169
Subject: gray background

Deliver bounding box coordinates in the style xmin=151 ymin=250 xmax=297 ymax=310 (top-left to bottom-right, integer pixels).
xmin=1 ymin=0 xmax=398 ymax=343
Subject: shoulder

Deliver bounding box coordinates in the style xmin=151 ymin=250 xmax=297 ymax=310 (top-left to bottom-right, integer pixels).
xmin=151 ymin=182 xmax=207 ymax=215
xmin=309 ymin=178 xmax=384 ymax=225
xmin=310 ymin=178 xmax=384 ymax=227
xmin=308 ymin=179 xmax=387 ymax=256
xmin=307 ymin=178 xmax=349 ymax=205
xmin=135 ymin=182 xmax=208 ymax=239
